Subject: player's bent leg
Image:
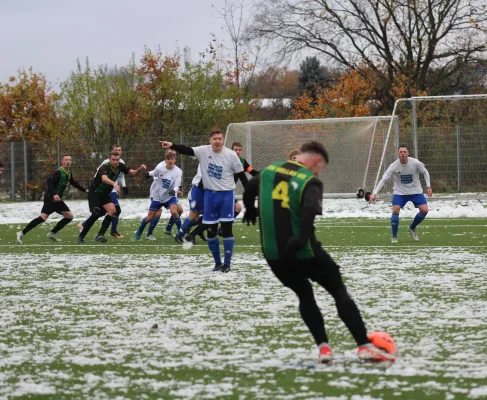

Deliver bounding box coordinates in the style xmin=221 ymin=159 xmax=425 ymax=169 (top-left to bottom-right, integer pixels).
xmin=48 ymin=210 xmax=73 ymax=241
xmin=95 ymin=203 xmax=116 ymax=242
xmin=391 ymin=205 xmax=400 ymax=242
xmin=147 ymin=209 xmax=162 ymax=239
xmin=18 ymin=213 xmax=48 ymax=243
xmin=409 ymin=202 xmax=428 ymax=241
xmin=220 ymin=222 xmax=234 ymax=272
xmin=111 ymin=205 xmax=123 ymax=238
xmin=206 ymin=224 xmax=222 ymax=271
xmin=268 ymin=259 xmax=330 ymax=362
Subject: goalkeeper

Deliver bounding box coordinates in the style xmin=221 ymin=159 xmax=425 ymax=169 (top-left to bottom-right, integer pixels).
xmin=369 ymin=144 xmax=433 ymax=243
xmin=243 ymin=141 xmax=394 ymax=363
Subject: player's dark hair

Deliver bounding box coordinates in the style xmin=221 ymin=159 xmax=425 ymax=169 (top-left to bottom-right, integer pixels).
xmin=300 ymin=141 xmax=329 ymax=163
xmin=398 ymin=144 xmax=409 ymax=151
xmin=112 ymin=144 xmax=121 ymax=150
xmin=210 ymin=129 xmax=224 ymax=137
xmin=232 ymin=141 xmax=242 ymax=149
xmin=0 ymin=163 xmax=3 ymax=168
xmin=110 ymin=151 xmax=120 ymax=158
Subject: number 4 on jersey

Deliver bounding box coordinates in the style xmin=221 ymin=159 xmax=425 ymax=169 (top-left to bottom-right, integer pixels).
xmin=272 ymin=181 xmax=290 ymax=208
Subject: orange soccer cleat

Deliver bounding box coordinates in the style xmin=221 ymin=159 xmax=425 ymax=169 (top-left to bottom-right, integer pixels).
xmin=357 ymin=343 xmax=396 ymax=362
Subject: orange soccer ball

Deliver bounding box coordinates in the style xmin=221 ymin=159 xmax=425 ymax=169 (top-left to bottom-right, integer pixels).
xmin=367 ymin=331 xmax=396 ymax=355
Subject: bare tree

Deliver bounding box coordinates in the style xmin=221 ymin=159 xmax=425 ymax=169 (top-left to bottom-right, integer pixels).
xmin=249 ymin=0 xmax=487 ymax=107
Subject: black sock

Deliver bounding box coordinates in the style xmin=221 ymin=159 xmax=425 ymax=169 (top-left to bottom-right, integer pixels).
xmin=22 ymin=216 xmax=45 ymax=235
xmin=299 ymin=296 xmax=328 ymax=345
xmin=51 ymin=217 xmax=72 ymax=234
xmin=80 ymin=214 xmax=100 ymax=238
xmin=334 ymin=295 xmax=369 ymax=346
xmin=98 ymin=215 xmax=113 ymax=236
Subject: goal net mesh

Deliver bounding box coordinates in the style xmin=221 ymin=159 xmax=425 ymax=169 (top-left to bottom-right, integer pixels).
xmin=225 ymin=117 xmax=394 ymax=196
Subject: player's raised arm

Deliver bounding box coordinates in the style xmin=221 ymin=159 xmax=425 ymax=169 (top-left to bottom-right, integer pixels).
xmin=160 ymin=141 xmax=196 ymax=157
xmin=127 ymin=164 xmax=147 ymax=176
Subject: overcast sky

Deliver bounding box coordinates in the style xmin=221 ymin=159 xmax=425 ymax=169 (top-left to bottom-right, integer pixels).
xmin=1 ymin=0 xmax=241 ymax=87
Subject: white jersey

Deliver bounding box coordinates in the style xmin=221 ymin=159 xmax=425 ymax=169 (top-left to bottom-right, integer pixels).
xmin=149 ymin=161 xmax=182 ymax=203
xmin=98 ymin=158 xmax=127 ymax=193
xmin=191 ymin=145 xmax=243 ymax=191
xmin=191 ymin=165 xmax=202 ymax=186
xmin=374 ymin=157 xmax=431 ymax=195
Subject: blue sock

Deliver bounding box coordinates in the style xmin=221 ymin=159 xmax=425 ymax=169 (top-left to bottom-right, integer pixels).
xmin=391 ymin=213 xmax=399 ymax=238
xmin=165 ymin=216 xmax=175 ymax=232
xmin=174 ymin=217 xmax=181 ymax=231
xmin=223 ymin=237 xmax=235 ymax=266
xmin=110 ymin=215 xmax=119 ymax=234
xmin=137 ymin=218 xmax=148 ymax=234
xmin=176 ymin=217 xmax=197 ymax=238
xmin=410 ymin=212 xmax=426 ymax=230
xmin=207 ymin=236 xmax=221 ymax=265
xmin=234 ymin=210 xmax=240 ymax=218
xmin=82 ymin=219 xmax=86 ymax=227
xmin=148 ymin=216 xmax=160 ymax=236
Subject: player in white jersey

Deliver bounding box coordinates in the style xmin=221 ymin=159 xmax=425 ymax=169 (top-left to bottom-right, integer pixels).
xmin=369 ymin=145 xmax=433 ymax=243
xmin=77 ymin=144 xmax=128 ymax=239
xmin=135 ymin=150 xmax=182 ymax=240
xmin=160 ymin=130 xmax=247 ymax=273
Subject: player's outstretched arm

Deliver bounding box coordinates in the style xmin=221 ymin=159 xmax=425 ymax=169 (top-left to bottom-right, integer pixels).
xmin=69 ymin=175 xmax=88 ymax=193
xmin=159 ymin=141 xmax=195 ymax=156
xmin=128 ymin=165 xmax=147 ymax=176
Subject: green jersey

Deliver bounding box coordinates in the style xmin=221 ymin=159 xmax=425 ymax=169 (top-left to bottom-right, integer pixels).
xmin=55 ymin=167 xmax=72 ymax=197
xmin=90 ymin=161 xmax=130 ymax=194
xmin=259 ymin=160 xmax=322 ymax=260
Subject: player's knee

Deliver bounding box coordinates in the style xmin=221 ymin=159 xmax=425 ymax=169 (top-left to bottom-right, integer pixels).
xmin=206 ymin=224 xmax=218 ymax=238
xmin=220 ymin=222 xmax=233 ymax=237
xmin=40 ymin=215 xmax=48 ymax=221
xmin=177 ymin=204 xmax=183 ymax=215
xmin=93 ymin=207 xmax=105 ymax=218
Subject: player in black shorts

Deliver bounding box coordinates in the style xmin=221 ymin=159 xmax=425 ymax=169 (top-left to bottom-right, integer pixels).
xmin=17 ymin=154 xmax=88 ymax=244
xmin=243 ymin=141 xmax=395 ymax=363
xmin=78 ymin=151 xmax=146 ymax=243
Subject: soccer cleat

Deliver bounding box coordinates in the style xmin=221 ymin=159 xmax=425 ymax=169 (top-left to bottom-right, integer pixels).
xmin=222 ymin=264 xmax=231 ymax=273
xmin=408 ymin=227 xmax=419 ymax=241
xmin=357 ymin=343 xmax=396 ymax=362
xmin=146 ymin=235 xmax=157 ymax=241
xmin=174 ymin=235 xmax=184 ymax=244
xmin=391 ymin=237 xmax=398 ymax=244
xmin=77 ymin=222 xmax=84 ymax=233
xmin=16 ymin=231 xmax=24 ymax=244
xmin=317 ymin=344 xmax=332 ymax=364
xmin=185 ymin=233 xmax=196 ymax=245
xmin=134 ymin=230 xmax=142 ymax=241
xmin=47 ymin=232 xmax=61 ymax=242
xmin=94 ymin=234 xmax=107 ymax=243
xmin=164 ymin=229 xmax=173 ymax=237
xmin=212 ymin=263 xmax=223 ymax=272
xmin=77 ymin=235 xmax=85 ymax=244
xmin=111 ymin=232 xmax=124 ymax=239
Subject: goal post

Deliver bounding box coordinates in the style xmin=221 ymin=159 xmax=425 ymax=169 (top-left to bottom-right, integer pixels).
xmin=225 ymin=116 xmax=396 ymax=197
xmin=374 ymin=94 xmax=487 ymax=195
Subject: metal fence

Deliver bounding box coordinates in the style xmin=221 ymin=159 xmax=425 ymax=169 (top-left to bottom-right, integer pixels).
xmin=0 ymin=135 xmax=209 ymax=201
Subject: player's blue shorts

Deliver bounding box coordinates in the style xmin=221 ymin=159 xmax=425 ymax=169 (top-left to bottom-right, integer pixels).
xmin=110 ymin=192 xmax=119 ymax=206
xmin=392 ymin=193 xmax=427 ymax=208
xmin=188 ymin=185 xmax=205 ymax=213
xmin=203 ymin=190 xmax=235 ymax=224
xmin=149 ymin=197 xmax=178 ymax=211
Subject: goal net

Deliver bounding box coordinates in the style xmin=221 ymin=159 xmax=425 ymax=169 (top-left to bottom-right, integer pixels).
xmin=225 ymin=116 xmax=395 ymax=197
xmin=375 ymin=94 xmax=487 ymax=195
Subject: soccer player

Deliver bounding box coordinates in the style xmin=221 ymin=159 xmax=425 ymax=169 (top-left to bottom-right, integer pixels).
xmin=78 ymin=144 xmax=128 ymax=239
xmin=135 ymin=150 xmax=182 ymax=240
xmin=174 ymin=165 xmax=206 ymax=244
xmin=231 ymin=141 xmax=258 ymax=217
xmin=289 ymin=149 xmax=300 ymax=161
xmin=17 ymin=154 xmax=88 ymax=244
xmin=78 ymin=151 xmax=146 ymax=243
xmin=160 ymin=130 xmax=247 ymax=273
xmin=242 ymin=141 xmax=395 ymax=363
xmin=369 ymin=144 xmax=433 ymax=243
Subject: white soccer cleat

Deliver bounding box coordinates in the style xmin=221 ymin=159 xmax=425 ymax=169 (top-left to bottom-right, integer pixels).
xmin=391 ymin=237 xmax=398 ymax=244
xmin=146 ymin=235 xmax=157 ymax=241
xmin=47 ymin=232 xmax=61 ymax=242
xmin=408 ymin=227 xmax=419 ymax=241
xmin=16 ymin=231 xmax=24 ymax=244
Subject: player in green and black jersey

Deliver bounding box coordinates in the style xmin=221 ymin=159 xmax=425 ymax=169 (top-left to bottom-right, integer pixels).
xmin=16 ymin=154 xmax=88 ymax=244
xmin=78 ymin=151 xmax=146 ymax=243
xmin=243 ymin=141 xmax=395 ymax=363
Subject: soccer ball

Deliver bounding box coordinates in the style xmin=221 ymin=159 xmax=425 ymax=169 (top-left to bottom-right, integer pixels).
xmin=367 ymin=331 xmax=396 ymax=355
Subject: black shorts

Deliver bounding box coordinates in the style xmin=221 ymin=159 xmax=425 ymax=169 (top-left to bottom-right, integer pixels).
xmin=41 ymin=197 xmax=70 ymax=215
xmin=266 ymin=246 xmax=345 ymax=294
xmin=88 ymin=192 xmax=113 ymax=214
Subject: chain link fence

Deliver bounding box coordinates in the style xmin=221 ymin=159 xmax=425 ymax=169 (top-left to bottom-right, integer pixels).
xmin=0 ymin=135 xmax=209 ymax=201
